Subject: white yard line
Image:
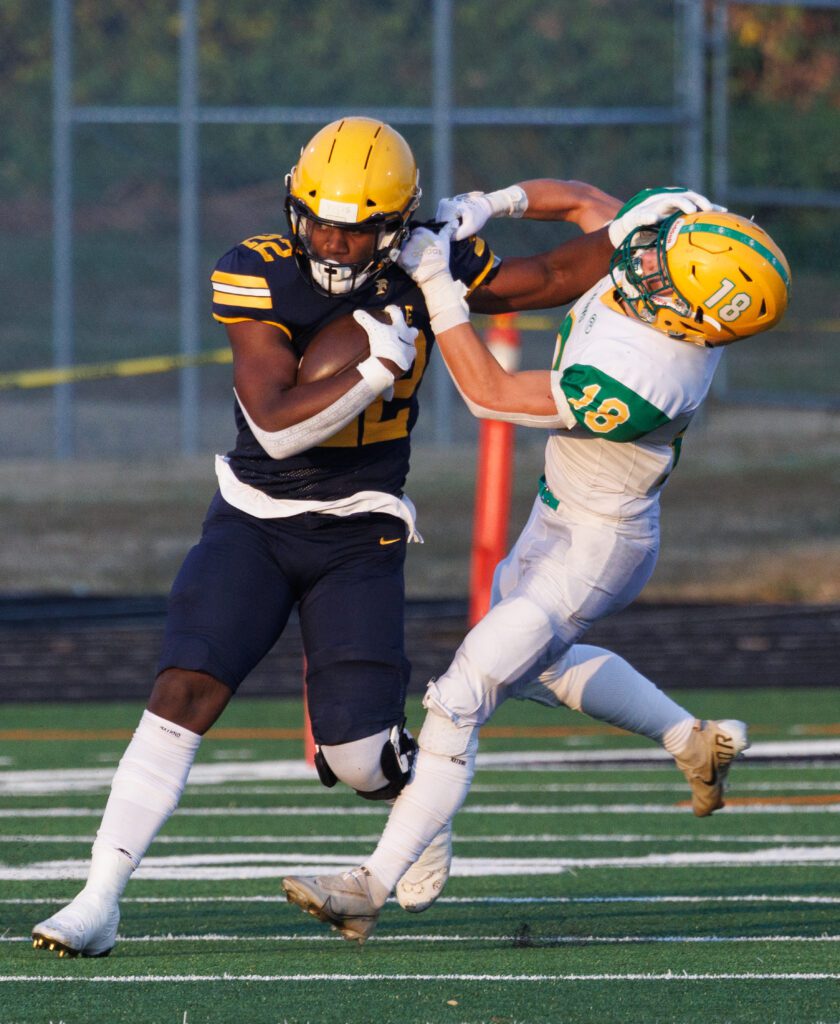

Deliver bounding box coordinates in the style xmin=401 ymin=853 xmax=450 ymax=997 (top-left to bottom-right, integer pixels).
xmin=3 ymin=846 xmax=840 ymax=880
xmin=5 ymin=893 xmax=839 ymax=905
xmin=3 ymin=832 xmax=839 ymax=845
xmin=5 ymin=932 xmax=840 ymax=944
xmin=3 ymin=802 xmax=838 ymax=818
xmin=5 ymin=777 xmax=839 ymax=796
xmin=1 ymin=972 xmax=838 ymax=983
xmin=477 ymin=740 xmax=840 ymax=766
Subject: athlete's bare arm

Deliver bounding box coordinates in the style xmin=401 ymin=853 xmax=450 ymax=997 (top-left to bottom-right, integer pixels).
xmin=515 ymin=178 xmax=621 ymax=232
xmin=436 ymin=323 xmax=557 ymax=419
xmin=468 ymin=232 xmax=611 ymax=314
xmin=469 ymin=179 xmax=620 ymax=314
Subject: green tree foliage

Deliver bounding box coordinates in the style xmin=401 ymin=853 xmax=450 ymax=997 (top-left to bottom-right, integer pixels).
xmin=727 ymin=4 xmax=840 ymax=192
xmin=454 ymin=0 xmax=675 ymax=106
xmin=729 ymin=4 xmax=840 ymax=111
xmin=0 ymin=2 xmax=52 ymax=196
xmin=1 ymin=0 xmax=837 ymax=264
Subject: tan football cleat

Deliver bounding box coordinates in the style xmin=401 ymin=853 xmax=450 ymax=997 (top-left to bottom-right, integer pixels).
xmin=32 ymin=891 xmax=120 ymax=958
xmin=674 ymin=719 xmax=750 ymax=816
xmin=282 ymin=867 xmax=384 ymax=944
xmin=395 ymin=823 xmax=452 ymax=913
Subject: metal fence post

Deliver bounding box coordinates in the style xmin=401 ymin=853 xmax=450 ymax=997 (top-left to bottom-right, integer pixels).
xmin=432 ymin=0 xmax=454 ymax=444
xmin=676 ymin=0 xmax=706 ymax=192
xmin=709 ymin=0 xmax=730 ymax=399
xmin=52 ymin=0 xmax=74 ymax=459
xmin=179 ymin=0 xmax=201 ymax=456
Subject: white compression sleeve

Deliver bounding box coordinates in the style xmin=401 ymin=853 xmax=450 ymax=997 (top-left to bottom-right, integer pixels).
xmin=233 ymin=362 xmax=391 ymax=461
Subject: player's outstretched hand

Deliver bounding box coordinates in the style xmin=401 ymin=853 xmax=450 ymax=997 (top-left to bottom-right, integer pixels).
xmin=353 ymin=305 xmax=417 ymax=374
xmin=436 ymin=185 xmax=528 ymax=241
xmin=607 ymin=187 xmax=727 ymax=247
xmin=397 ymin=223 xmax=456 ymax=286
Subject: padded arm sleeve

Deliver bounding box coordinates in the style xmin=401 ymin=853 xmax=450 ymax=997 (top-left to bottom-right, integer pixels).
xmin=234 ymin=373 xmax=382 ymax=460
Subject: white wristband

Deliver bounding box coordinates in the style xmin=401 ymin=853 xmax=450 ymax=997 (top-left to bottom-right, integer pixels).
xmin=421 ymin=273 xmax=470 ymax=336
xmin=356 ymin=355 xmax=396 ymax=395
xmin=430 ymin=305 xmax=470 ymax=335
xmin=486 ymin=184 xmax=529 ymax=219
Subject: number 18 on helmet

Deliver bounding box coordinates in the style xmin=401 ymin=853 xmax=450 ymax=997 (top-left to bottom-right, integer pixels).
xmin=610 ymin=211 xmax=791 ymax=346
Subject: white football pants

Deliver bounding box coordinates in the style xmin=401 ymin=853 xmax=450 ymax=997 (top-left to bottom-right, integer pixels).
xmin=425 ymin=495 xmax=659 ymax=727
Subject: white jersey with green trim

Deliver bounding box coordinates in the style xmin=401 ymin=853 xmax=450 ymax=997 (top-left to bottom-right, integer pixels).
xmin=545 ymin=277 xmax=723 ymax=521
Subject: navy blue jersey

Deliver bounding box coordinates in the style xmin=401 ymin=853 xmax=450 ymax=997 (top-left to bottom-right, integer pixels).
xmin=211 ymin=222 xmax=497 ymax=501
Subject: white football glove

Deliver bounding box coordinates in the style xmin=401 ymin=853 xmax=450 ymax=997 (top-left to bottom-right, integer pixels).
xmin=397 ymin=224 xmax=469 ymax=335
xmin=436 ymin=184 xmax=529 ymax=241
xmin=397 ymin=224 xmax=453 ymax=285
xmin=353 ymin=305 xmax=417 ymax=374
xmin=607 ymin=187 xmax=726 ymax=247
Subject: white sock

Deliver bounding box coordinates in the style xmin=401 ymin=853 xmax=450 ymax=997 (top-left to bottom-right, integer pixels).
xmin=547 ymin=645 xmax=695 ymax=746
xmin=81 ymin=842 xmax=136 ymax=903
xmin=662 ymin=716 xmax=698 ymax=755
xmin=365 ymin=746 xmax=475 ymax=897
xmin=88 ymin=709 xmax=201 ymax=897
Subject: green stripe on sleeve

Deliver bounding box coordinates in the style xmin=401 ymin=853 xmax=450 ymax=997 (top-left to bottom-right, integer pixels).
xmin=552 ymin=312 xmax=575 ymax=370
xmin=560 ymin=364 xmax=671 ymax=441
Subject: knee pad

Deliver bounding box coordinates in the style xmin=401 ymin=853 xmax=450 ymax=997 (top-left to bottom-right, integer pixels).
xmin=418 ymin=701 xmax=479 ymax=760
xmin=317 ymin=721 xmax=417 ymax=801
xmin=313 ymin=747 xmax=339 ymax=789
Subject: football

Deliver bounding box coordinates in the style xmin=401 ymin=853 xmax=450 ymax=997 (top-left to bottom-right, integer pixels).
xmin=297 ymin=309 xmax=390 ymax=384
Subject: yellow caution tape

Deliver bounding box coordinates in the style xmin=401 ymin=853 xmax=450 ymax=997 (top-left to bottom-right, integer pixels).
xmin=0 ymin=348 xmax=232 ymax=391
xmin=1 ymin=314 xmax=832 ymax=392
xmin=0 ymin=322 xmax=560 ymax=392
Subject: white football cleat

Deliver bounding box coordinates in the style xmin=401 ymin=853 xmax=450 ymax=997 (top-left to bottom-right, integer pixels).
xmin=395 ymin=823 xmax=452 ymax=913
xmin=32 ymin=890 xmax=120 ymax=958
xmin=282 ymin=867 xmax=384 ymax=944
xmin=674 ymin=719 xmax=750 ymax=816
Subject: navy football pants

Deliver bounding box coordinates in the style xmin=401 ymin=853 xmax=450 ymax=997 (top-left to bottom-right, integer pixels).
xmin=158 ymin=492 xmax=410 ymax=745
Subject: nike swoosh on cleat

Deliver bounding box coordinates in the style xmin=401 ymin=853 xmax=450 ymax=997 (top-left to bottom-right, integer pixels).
xmin=379 ymin=537 xmax=401 ymax=545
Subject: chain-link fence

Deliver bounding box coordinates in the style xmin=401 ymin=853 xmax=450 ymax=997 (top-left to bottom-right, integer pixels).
xmin=2 ymin=0 xmax=838 ymax=460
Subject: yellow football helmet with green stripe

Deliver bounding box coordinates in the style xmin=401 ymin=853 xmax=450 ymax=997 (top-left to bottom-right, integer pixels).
xmin=610 ymin=211 xmax=791 ymax=346
xmin=285 ymin=117 xmax=421 ymax=295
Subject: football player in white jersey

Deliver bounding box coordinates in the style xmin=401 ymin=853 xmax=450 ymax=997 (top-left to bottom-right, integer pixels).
xmin=281 ymin=185 xmax=791 ymax=942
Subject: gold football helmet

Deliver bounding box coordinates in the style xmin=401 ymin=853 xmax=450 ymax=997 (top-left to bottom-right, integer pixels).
xmin=285 ymin=117 xmax=421 ymax=296
xmin=610 ymin=211 xmax=791 ymax=345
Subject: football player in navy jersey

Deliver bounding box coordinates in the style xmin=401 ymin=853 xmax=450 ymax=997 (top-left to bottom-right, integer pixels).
xmin=32 ymin=116 xmax=708 ymax=958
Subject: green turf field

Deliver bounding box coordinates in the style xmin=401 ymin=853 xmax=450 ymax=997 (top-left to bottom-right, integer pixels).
xmin=1 ymin=690 xmax=838 ymax=1024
